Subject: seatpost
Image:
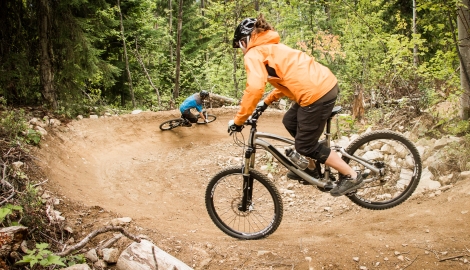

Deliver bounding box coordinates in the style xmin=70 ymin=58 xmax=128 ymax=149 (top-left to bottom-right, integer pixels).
xmin=323 ymin=116 xmax=333 ymax=180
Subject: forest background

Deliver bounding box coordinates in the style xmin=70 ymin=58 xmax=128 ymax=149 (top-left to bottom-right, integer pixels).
xmin=1 ymin=0 xmax=470 ymax=268
xmin=0 ymin=0 xmax=467 ymax=120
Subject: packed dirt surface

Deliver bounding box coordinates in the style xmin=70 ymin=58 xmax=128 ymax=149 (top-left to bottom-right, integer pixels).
xmin=35 ymin=107 xmax=470 ymax=269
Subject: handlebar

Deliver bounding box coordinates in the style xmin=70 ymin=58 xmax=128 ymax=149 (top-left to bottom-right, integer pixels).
xmin=243 ymin=106 xmax=264 ymax=126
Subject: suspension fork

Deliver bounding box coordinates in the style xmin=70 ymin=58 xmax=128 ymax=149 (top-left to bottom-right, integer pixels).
xmin=239 ymin=147 xmax=255 ymax=212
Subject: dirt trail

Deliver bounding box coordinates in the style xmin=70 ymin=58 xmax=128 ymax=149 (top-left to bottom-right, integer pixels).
xmin=36 ymin=108 xmax=470 ymax=269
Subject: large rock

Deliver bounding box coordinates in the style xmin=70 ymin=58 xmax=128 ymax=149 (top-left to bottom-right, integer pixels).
xmin=116 ymin=239 xmax=193 ymax=270
xmin=414 ymin=167 xmax=441 ymax=194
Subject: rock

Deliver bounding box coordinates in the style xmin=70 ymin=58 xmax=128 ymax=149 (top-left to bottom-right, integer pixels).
xmin=110 ymin=217 xmax=132 ymax=226
xmin=460 ymin=171 xmax=470 ymax=181
xmin=102 ymin=248 xmax=120 ymax=263
xmin=439 ymin=174 xmax=453 ymax=185
xmin=49 ymin=118 xmax=61 ymax=127
xmin=86 ymin=249 xmax=99 ymax=262
xmin=94 ymin=260 xmax=107 ymax=268
xmin=12 ymin=161 xmax=24 ymax=169
xmin=258 ymin=250 xmax=272 ymax=256
xmin=62 ymin=264 xmax=91 ymax=270
xmin=433 ymin=137 xmax=448 ymax=150
xmin=116 ymin=239 xmax=192 ymax=270
xmin=34 ymin=126 xmax=48 ymax=137
xmin=414 ymin=167 xmax=441 ymax=194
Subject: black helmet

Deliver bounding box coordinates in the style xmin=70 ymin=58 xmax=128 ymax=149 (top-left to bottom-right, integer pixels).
xmin=200 ymin=90 xmax=209 ymax=99
xmin=233 ymin=18 xmax=257 ymax=48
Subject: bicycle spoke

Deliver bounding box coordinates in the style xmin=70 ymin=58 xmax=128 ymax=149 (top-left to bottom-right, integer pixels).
xmin=345 ymin=131 xmax=421 ymax=209
xmin=205 ymin=167 xmax=282 ymax=239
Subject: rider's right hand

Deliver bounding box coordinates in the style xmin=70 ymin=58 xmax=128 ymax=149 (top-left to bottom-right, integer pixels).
xmin=256 ymin=101 xmax=268 ymax=112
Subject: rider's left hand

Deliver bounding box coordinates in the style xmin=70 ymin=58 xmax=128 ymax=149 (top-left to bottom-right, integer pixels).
xmin=227 ymin=120 xmax=243 ymax=134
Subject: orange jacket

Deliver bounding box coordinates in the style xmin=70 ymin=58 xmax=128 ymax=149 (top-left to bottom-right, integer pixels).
xmin=233 ymin=30 xmax=338 ymax=125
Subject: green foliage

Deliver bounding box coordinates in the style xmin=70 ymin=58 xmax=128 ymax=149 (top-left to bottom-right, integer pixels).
xmin=0 ymin=0 xmax=463 ymax=119
xmin=0 ymin=109 xmax=41 ymax=146
xmin=0 ymin=204 xmax=23 ymax=225
xmin=17 ymin=243 xmax=66 ymax=268
xmin=63 ymin=254 xmax=87 ymax=267
xmin=336 ymin=114 xmax=359 ymax=135
xmin=17 ymin=184 xmax=46 ymax=230
xmin=443 ymin=119 xmax=470 ymax=136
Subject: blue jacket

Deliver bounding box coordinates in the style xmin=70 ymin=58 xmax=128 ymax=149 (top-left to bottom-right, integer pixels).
xmin=180 ymin=93 xmax=203 ymax=114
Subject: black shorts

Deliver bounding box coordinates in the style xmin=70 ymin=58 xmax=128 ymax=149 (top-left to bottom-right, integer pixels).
xmin=182 ymin=109 xmax=198 ymax=123
xmin=282 ymin=84 xmax=338 ymax=162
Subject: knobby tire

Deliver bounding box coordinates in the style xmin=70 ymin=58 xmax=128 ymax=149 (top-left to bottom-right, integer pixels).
xmin=196 ymin=114 xmax=217 ymax=124
xmin=205 ymin=166 xmax=283 ymax=240
xmin=159 ymin=118 xmax=183 ymax=131
xmin=342 ymin=130 xmax=422 ymax=210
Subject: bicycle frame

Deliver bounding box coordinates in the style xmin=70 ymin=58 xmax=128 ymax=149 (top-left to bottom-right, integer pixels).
xmin=238 ymin=106 xmax=384 ymax=211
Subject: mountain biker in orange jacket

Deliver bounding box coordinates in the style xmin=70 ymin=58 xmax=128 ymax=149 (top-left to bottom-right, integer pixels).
xmin=228 ymin=14 xmax=363 ymax=196
xmin=180 ymin=90 xmax=210 ymax=127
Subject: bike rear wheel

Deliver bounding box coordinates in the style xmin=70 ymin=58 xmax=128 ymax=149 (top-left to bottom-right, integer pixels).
xmin=196 ymin=113 xmax=216 ymax=124
xmin=205 ymin=166 xmax=283 ymax=240
xmin=342 ymin=130 xmax=422 ymax=210
xmin=159 ymin=118 xmax=183 ymax=130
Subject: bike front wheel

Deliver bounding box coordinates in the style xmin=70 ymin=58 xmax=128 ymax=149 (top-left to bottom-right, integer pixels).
xmin=343 ymin=130 xmax=422 ymax=210
xmin=196 ymin=114 xmax=217 ymax=124
xmin=205 ymin=166 xmax=283 ymax=240
xmin=159 ymin=118 xmax=183 ymax=130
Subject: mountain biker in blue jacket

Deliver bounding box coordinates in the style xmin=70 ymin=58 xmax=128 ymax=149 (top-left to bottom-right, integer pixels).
xmin=179 ymin=91 xmax=210 ymax=127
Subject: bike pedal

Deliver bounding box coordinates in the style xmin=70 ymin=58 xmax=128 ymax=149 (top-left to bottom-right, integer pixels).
xmin=298 ymin=180 xmax=311 ymax=185
xmin=316 ymin=182 xmax=334 ymax=192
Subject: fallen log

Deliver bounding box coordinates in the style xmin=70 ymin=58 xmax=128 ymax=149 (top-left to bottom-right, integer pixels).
xmin=205 ymin=93 xmax=238 ymax=108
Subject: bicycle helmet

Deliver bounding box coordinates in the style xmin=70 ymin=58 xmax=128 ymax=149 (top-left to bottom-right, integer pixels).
xmin=233 ymin=18 xmax=257 ymax=48
xmin=200 ymin=90 xmax=209 ymax=100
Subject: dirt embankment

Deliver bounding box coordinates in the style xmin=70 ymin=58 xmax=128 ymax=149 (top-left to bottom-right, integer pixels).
xmin=36 ymin=108 xmax=470 ymax=269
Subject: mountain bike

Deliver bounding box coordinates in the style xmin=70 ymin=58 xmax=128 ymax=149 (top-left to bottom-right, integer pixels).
xmin=205 ymin=105 xmax=422 ymax=240
xmin=159 ymin=110 xmax=216 ymax=131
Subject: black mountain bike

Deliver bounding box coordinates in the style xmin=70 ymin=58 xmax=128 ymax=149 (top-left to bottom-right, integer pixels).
xmin=205 ymin=105 xmax=422 ymax=240
xmin=159 ymin=110 xmax=216 ymax=131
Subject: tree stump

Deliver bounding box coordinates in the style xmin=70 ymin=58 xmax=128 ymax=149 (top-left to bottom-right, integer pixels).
xmin=0 ymin=226 xmax=28 ymax=257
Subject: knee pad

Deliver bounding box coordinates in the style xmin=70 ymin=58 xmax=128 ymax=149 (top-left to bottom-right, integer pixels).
xmin=306 ymin=144 xmax=331 ymax=164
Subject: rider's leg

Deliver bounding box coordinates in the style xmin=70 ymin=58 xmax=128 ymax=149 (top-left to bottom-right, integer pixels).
xmin=187 ymin=113 xmax=198 ymax=123
xmin=324 ymin=152 xmax=357 ymax=178
xmin=283 ymin=104 xmax=320 ymax=180
xmin=182 ymin=110 xmax=198 ymax=125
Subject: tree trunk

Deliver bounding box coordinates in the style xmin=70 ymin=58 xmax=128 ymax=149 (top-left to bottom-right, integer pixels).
xmin=457 ymin=0 xmax=470 ymax=120
xmin=38 ymin=0 xmax=57 ymax=110
xmin=412 ymin=0 xmax=418 ymax=66
xmin=117 ymin=0 xmax=135 ymax=108
xmin=168 ymin=0 xmax=173 ymax=63
xmin=232 ymin=49 xmax=240 ymax=99
xmin=134 ymin=38 xmax=161 ymax=107
xmin=173 ymin=0 xmax=183 ymax=100
xmin=352 ymin=85 xmax=365 ymax=122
